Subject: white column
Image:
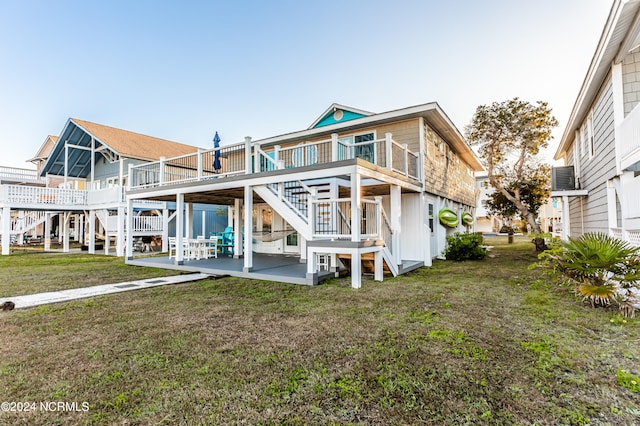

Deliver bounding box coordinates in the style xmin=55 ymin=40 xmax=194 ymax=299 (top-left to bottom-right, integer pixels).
xmin=162 ymin=208 xmax=169 ymax=252
xmin=175 ymin=193 xmax=185 ymax=264
xmin=185 ymin=202 xmax=193 ymax=239
xmin=390 ymin=185 xmax=402 ymax=265
xmin=228 ymin=206 xmax=234 ymax=227
xmin=17 ymin=211 xmax=24 ymax=245
xmin=351 ymin=173 xmax=361 ymax=242
xmin=77 ymin=214 xmax=84 ymax=244
xmin=243 ymin=185 xmax=253 ymax=272
xmin=351 ymin=251 xmax=361 ymax=289
xmin=116 ymin=206 xmax=125 ymax=257
xmin=64 ymin=143 xmax=69 ymax=186
xmin=125 ymin=199 xmax=134 ymax=259
xmin=385 ymin=132 xmax=392 ymax=169
xmin=612 ymin=62 xmax=624 ymax=175
xmin=561 ymin=195 xmax=570 ymax=241
xmin=63 ymin=212 xmax=70 ymax=253
xmin=88 ymin=210 xmax=96 ymax=254
xmin=44 ymin=212 xmax=51 ymax=252
xmin=234 ymin=198 xmax=242 ymax=258
xmin=201 ymin=210 xmax=206 ymax=237
xmin=300 ymin=236 xmax=307 ymax=262
xmin=331 ymin=133 xmax=339 ymax=162
xmin=244 ymin=136 xmax=252 ymax=174
xmin=1 ymin=207 xmax=10 ymax=255
xmin=374 ymin=250 xmax=383 ymax=281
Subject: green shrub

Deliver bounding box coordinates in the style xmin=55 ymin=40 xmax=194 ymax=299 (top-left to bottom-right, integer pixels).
xmin=536 ymin=233 xmax=640 ymax=315
xmin=444 ymin=232 xmax=487 ymax=261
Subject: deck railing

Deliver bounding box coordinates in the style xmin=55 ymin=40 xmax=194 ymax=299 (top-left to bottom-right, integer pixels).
xmin=129 ymin=141 xmax=247 ymax=189
xmin=619 ymin=103 xmax=640 ymax=162
xmin=0 ymin=185 xmax=87 ymax=206
xmin=310 ymin=197 xmax=389 ymax=242
xmin=129 ymin=132 xmax=421 ymax=189
xmin=610 ymin=228 xmax=640 ymax=247
xmin=0 ymin=166 xmax=45 ymax=184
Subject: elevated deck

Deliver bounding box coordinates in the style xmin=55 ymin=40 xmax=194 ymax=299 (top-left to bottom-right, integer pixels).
xmin=127 ymin=253 xmax=334 ymax=286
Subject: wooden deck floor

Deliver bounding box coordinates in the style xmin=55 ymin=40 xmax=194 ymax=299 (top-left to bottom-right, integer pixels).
xmin=126 ymin=253 xmax=334 ymax=285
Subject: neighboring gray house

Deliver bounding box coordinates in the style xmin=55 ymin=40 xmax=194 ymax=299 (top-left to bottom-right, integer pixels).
xmin=553 ymin=0 xmax=640 ymax=246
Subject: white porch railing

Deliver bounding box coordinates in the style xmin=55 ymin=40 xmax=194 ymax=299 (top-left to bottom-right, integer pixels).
xmin=610 ymin=228 xmax=640 ymax=247
xmin=132 ymin=216 xmax=163 ymax=233
xmin=128 ymin=141 xmax=247 ymax=189
xmin=0 ymin=185 xmax=87 ymax=206
xmin=619 ymin=103 xmax=640 ymax=164
xmin=310 ymin=198 xmax=387 ymax=241
xmin=128 ymin=132 xmax=421 ymax=190
xmin=0 ymin=166 xmax=46 ymax=184
xmin=10 ymin=211 xmax=48 ymax=235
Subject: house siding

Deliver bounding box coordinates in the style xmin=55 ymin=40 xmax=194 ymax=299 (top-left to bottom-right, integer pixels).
xmin=422 ymin=123 xmax=476 ymax=206
xmin=567 ymin=75 xmax=617 ymax=236
xmin=622 ymin=46 xmax=640 ymax=116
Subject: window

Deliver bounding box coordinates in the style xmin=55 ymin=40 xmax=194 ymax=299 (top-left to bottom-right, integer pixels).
xmin=338 ymin=132 xmax=376 ymax=163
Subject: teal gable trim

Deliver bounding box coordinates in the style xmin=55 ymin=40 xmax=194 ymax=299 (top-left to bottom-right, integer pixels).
xmin=313 ymin=110 xmax=367 ymax=128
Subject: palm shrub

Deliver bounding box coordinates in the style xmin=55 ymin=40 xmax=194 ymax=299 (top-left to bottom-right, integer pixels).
xmin=444 ymin=232 xmax=487 ymax=261
xmin=537 ymin=232 xmax=640 ymax=316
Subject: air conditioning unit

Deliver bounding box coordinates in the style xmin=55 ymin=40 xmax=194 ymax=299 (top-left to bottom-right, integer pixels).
xmin=552 ymin=166 xmax=576 ymax=191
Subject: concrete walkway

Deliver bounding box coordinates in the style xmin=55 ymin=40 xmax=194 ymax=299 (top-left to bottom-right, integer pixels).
xmin=0 ymin=273 xmax=210 ymax=310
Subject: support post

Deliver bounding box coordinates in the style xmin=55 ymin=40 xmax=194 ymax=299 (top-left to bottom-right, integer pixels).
xmin=351 ymin=173 xmax=361 ymax=242
xmin=162 ymin=208 xmax=169 ymax=252
xmin=331 ymin=133 xmax=339 ymax=162
xmin=159 ymin=156 xmax=166 ymax=185
xmin=374 ymin=250 xmax=383 ymax=281
xmin=44 ymin=212 xmax=51 ymax=252
xmin=175 ymin=193 xmax=184 ymax=264
xmin=116 ymin=206 xmax=125 ymax=257
xmin=234 ymin=198 xmax=242 ymax=258
xmin=63 ymin=212 xmax=70 ymax=253
xmin=197 ymin=147 xmax=203 ymax=180
xmin=561 ymin=195 xmax=570 ymax=241
xmin=390 ymin=185 xmax=402 ymax=265
xmin=88 ymin=210 xmax=96 ymax=254
xmin=245 ymin=137 xmax=252 ymax=174
xmin=351 ymin=251 xmax=361 ymax=289
xmin=1 ymin=207 xmax=10 ymax=255
xmin=385 ymin=132 xmax=392 ymax=169
xmin=125 ymin=199 xmax=134 ymax=260
xmin=185 ymin=202 xmax=193 ymax=239
xmin=243 ymin=185 xmax=253 ymax=272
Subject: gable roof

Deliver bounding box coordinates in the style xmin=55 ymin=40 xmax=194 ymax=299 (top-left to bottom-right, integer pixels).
xmin=71 ymin=119 xmax=198 ymax=160
xmin=555 ymin=0 xmax=640 ymax=159
xmin=28 ymin=135 xmax=58 ymax=163
xmin=40 ymin=118 xmax=200 ymax=178
xmin=259 ymin=102 xmax=484 ymax=171
xmin=308 ymin=103 xmax=374 ymax=129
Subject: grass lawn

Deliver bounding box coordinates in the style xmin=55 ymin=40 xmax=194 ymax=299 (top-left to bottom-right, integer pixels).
xmin=0 ymin=252 xmax=183 ymax=296
xmin=0 ymin=236 xmax=639 ymax=425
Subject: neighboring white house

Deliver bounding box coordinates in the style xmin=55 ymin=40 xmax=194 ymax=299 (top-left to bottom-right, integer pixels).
xmin=0 ymin=118 xmax=224 ymax=256
xmin=553 ymin=0 xmax=640 ymax=246
xmin=125 ymin=102 xmax=485 ymax=288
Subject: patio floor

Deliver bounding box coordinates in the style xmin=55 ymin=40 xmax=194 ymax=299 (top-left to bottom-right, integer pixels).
xmin=126 ymin=253 xmax=334 ymax=285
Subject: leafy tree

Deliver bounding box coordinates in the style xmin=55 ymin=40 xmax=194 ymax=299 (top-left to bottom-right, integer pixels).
xmin=466 ymin=98 xmax=558 ymax=234
xmin=483 ymin=163 xmax=551 ymax=221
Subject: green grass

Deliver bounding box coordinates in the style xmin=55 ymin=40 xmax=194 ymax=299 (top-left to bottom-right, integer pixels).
xmin=0 ymin=236 xmax=639 ymax=424
xmin=0 ymin=252 xmax=183 ymax=296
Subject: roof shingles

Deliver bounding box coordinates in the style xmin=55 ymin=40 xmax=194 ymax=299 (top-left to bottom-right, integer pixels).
xmin=71 ymin=118 xmax=199 ymax=161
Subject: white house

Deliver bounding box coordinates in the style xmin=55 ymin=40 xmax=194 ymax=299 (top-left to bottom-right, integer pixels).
xmin=125 ymin=102 xmax=484 ymax=288
xmin=0 ymin=118 xmax=218 ymax=256
xmin=553 ymin=0 xmax=640 ymax=246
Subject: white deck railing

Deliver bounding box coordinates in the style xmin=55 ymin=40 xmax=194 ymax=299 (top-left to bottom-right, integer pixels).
xmin=610 ymin=227 xmax=640 ymax=247
xmin=128 ymin=132 xmax=421 ymax=190
xmin=0 ymin=166 xmax=46 ymax=184
xmin=619 ymin=103 xmax=640 ymax=161
xmin=0 ymin=185 xmax=87 ymax=206
xmin=310 ymin=197 xmax=387 ymax=241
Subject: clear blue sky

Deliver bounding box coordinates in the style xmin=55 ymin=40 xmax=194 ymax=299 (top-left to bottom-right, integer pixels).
xmin=0 ymin=0 xmax=612 ymax=169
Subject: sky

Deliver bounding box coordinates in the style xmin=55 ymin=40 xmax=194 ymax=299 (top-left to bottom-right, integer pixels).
xmin=0 ymin=0 xmax=614 ymax=169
